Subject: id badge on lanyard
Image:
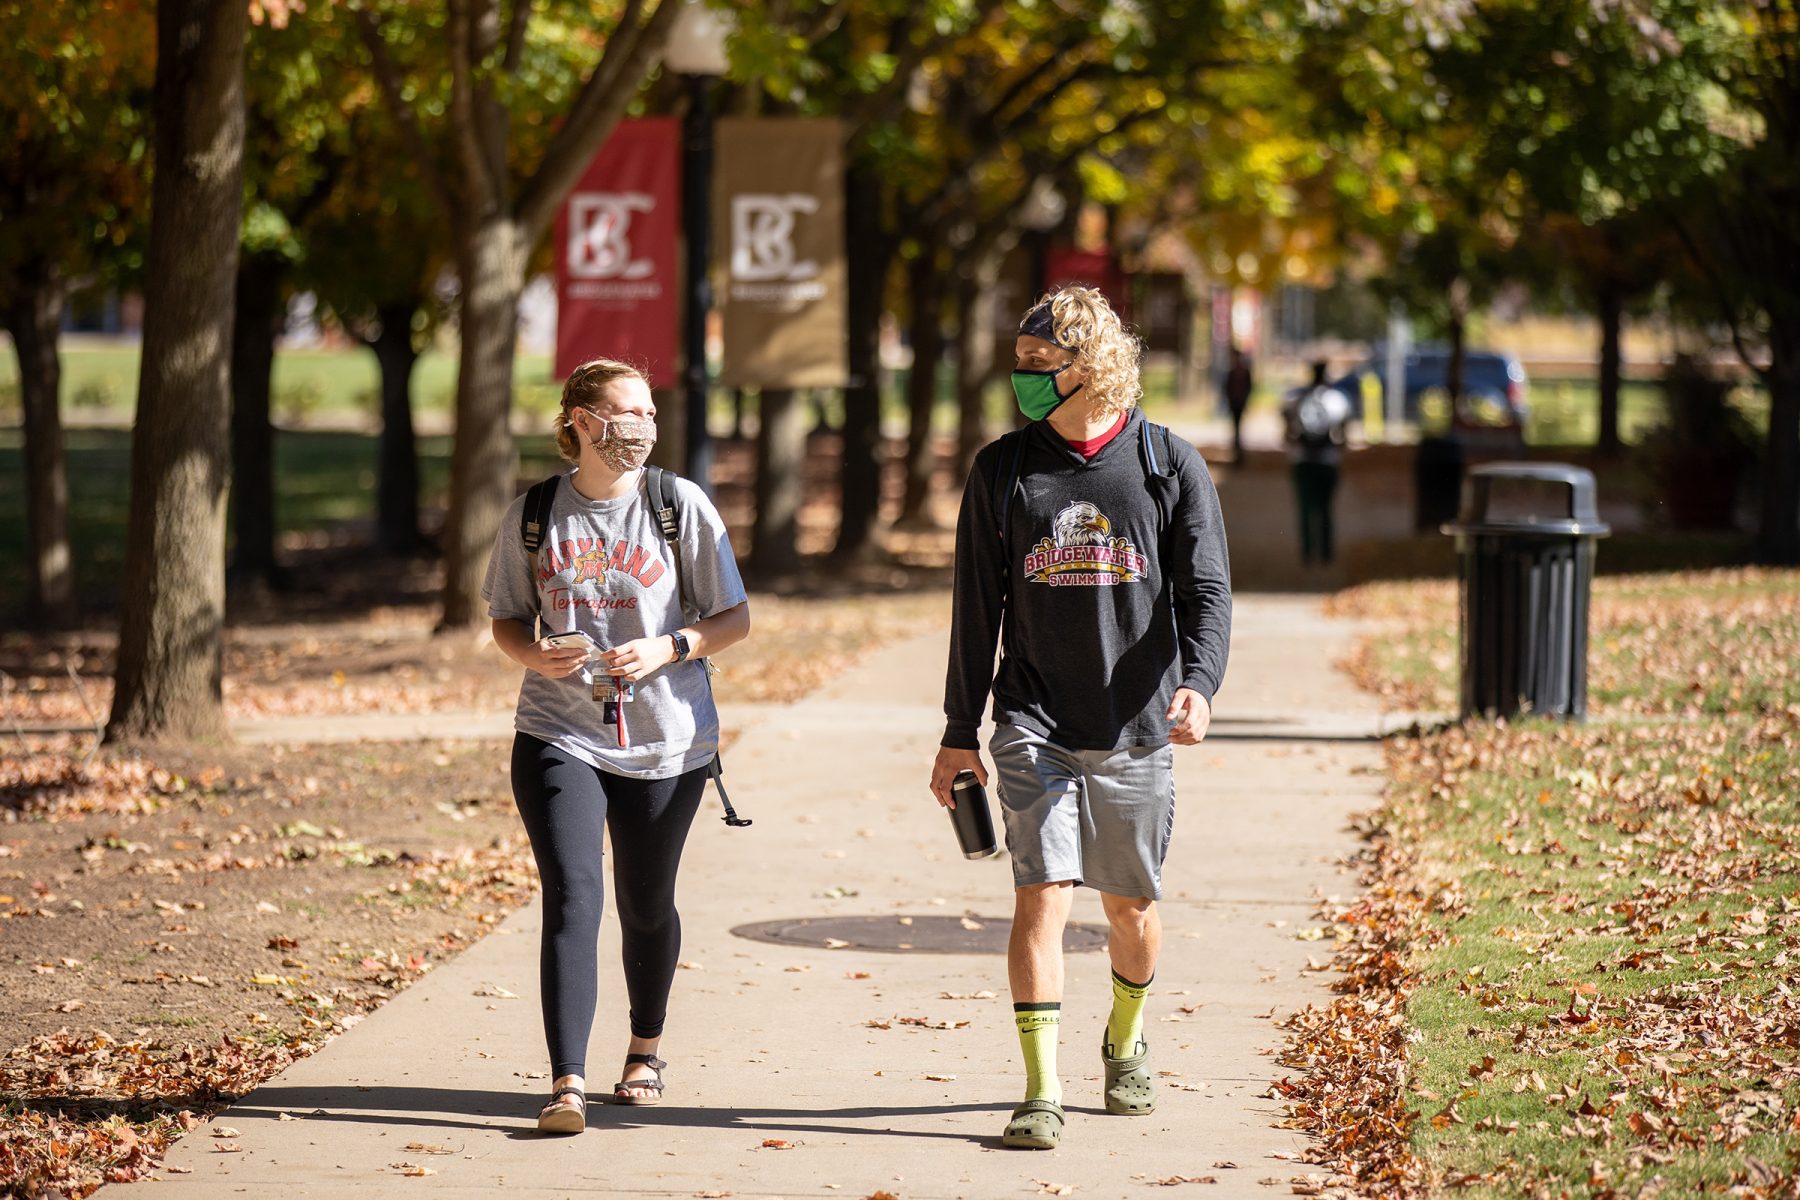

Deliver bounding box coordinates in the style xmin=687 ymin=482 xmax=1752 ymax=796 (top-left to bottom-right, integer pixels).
xmin=594 ymin=675 xmax=635 ymax=747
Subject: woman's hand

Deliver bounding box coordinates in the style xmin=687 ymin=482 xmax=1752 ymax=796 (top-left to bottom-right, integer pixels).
xmin=528 ymin=638 xmax=592 ymax=680
xmin=601 ymin=636 xmax=678 ymax=683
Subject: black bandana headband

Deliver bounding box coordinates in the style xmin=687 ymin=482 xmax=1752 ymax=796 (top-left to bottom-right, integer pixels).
xmin=1018 ymin=302 xmax=1072 ymax=350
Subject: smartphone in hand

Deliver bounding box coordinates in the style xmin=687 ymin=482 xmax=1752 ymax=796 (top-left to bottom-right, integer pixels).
xmin=543 ymin=631 xmax=597 ymax=654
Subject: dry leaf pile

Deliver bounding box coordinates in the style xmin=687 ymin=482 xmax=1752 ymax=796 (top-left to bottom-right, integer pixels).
xmin=0 ymin=1028 xmax=309 ymax=1194
xmin=1283 ymin=570 xmax=1800 ymax=1199
xmin=0 ymin=738 xmax=535 ymax=1199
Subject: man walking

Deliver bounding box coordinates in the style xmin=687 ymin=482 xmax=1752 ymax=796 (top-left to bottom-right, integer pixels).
xmin=1223 ymin=345 xmax=1254 ymax=465
xmin=1281 ymin=360 xmax=1355 ymax=567
xmin=930 ymin=285 xmax=1232 ymax=1150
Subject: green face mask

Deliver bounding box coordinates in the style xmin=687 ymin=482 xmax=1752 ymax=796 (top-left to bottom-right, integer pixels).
xmin=1011 ymin=363 xmax=1082 ymax=421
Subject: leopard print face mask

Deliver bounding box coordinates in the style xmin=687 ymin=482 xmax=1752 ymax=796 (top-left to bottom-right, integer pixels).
xmin=578 ymin=414 xmax=658 ymax=472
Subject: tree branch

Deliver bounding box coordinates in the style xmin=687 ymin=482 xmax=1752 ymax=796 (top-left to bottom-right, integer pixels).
xmin=852 ymin=0 xmax=1005 ymax=136
xmin=515 ymin=0 xmax=680 ymax=241
xmin=1671 ymin=211 xmax=1772 ymax=379
xmin=448 ymin=0 xmax=504 ymax=221
xmin=354 ymin=8 xmax=459 ymax=224
xmin=503 ymin=0 xmax=532 ymax=74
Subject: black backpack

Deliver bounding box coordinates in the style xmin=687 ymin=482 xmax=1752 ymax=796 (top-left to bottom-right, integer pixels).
xmin=519 ymin=467 xmax=750 ymax=828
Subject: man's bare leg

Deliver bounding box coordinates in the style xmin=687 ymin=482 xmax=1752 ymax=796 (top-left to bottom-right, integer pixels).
xmin=1009 ymin=881 xmax=1075 ymax=1104
xmin=1100 ymin=892 xmax=1161 ymax=1054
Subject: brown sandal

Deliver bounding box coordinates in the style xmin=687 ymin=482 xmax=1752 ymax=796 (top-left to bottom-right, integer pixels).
xmin=611 ymin=1054 xmax=667 ymax=1106
xmin=536 ymin=1085 xmax=586 ymax=1134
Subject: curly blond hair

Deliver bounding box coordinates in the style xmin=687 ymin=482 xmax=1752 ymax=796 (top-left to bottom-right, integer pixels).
xmin=1028 ymin=285 xmax=1143 ymax=417
xmin=554 ymin=358 xmax=646 ymax=463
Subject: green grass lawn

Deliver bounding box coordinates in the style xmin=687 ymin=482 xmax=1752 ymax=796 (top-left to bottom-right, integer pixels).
xmin=0 ymin=428 xmax=570 ymax=611
xmin=1326 ymin=569 xmax=1800 ymax=1195
xmin=1337 ymin=570 xmax=1800 ymax=717
xmin=0 ymin=342 xmax=566 ymax=423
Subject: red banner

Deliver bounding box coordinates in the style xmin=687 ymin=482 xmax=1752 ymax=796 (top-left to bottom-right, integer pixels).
xmin=554 ymin=118 xmax=681 ymax=386
xmin=1046 ymin=246 xmax=1131 ymax=325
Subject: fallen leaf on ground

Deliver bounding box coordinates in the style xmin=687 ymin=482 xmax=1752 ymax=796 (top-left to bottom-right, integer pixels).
xmin=472 ymin=984 xmax=518 ymax=998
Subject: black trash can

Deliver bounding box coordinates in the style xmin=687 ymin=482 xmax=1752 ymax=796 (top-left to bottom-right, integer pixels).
xmin=1414 ymin=435 xmax=1465 ymax=534
xmin=1444 ymin=463 xmax=1610 ymax=720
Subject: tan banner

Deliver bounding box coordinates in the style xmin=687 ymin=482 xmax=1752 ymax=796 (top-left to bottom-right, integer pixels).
xmin=714 ymin=117 xmax=847 ymax=389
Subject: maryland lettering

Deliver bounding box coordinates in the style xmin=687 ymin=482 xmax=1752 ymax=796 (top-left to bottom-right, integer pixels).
xmin=539 ymin=538 xmax=667 ymax=589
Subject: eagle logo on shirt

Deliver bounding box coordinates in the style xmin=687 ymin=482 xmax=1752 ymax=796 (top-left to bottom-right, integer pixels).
xmin=1053 ymin=501 xmax=1112 ymax=549
xmin=1024 ymin=501 xmax=1146 ymax=587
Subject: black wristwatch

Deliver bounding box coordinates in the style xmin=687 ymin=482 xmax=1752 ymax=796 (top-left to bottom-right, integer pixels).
xmin=668 ymin=631 xmax=692 ymax=662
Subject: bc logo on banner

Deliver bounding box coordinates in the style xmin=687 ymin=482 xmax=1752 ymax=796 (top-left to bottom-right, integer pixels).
xmin=554 ymin=119 xmax=680 ymax=386
xmin=715 ymin=119 xmax=847 ymax=388
xmin=567 ymin=194 xmax=657 ymax=282
xmin=730 ymin=194 xmax=822 ymax=286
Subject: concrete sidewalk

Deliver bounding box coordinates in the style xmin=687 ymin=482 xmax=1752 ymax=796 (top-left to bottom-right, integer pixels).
xmin=152 ymin=594 xmax=1384 ymax=1199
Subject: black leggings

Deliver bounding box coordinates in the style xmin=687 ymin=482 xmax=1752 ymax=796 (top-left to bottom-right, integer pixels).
xmin=510 ymin=733 xmax=709 ymax=1080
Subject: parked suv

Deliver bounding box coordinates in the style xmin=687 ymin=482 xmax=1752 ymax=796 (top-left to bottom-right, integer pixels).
xmin=1335 ymin=344 xmax=1530 ymax=429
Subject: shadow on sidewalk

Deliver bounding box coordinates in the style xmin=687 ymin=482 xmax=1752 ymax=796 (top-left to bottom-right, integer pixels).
xmin=230 ymin=1084 xmax=1017 ymax=1144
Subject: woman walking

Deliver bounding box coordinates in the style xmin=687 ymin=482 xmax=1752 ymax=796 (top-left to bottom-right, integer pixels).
xmin=482 ymin=358 xmax=750 ymax=1134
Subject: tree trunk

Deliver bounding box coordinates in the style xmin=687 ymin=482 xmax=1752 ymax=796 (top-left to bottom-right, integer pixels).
xmin=750 ymin=387 xmax=805 ymax=578
xmin=370 ymin=300 xmax=426 ymax=554
xmin=228 ymin=252 xmax=285 ymax=588
xmin=954 ymin=251 xmax=1002 ymax=483
xmin=1755 ymin=330 xmax=1800 ymax=566
xmin=1445 ymin=310 xmax=1468 ymax=414
xmin=897 ymin=250 xmax=946 ymax=528
xmin=439 ymin=214 xmax=527 ymax=629
xmin=832 ymin=165 xmax=890 ymax=562
xmin=108 ymin=0 xmax=247 ymax=744
xmin=1596 ymin=281 xmax=1624 ymax=456
xmin=5 ymin=260 xmax=73 ymax=626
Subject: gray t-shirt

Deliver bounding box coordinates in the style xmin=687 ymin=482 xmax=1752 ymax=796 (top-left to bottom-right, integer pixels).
xmin=482 ymin=470 xmax=748 ymax=779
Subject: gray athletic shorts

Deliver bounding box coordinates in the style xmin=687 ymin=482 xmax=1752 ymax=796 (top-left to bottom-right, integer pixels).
xmin=988 ymin=722 xmax=1176 ymax=900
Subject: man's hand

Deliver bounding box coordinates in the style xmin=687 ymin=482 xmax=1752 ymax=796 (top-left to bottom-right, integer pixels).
xmin=601 ymin=636 xmax=678 ymax=683
xmin=931 ymin=747 xmax=988 ymax=809
xmin=1166 ymin=689 xmax=1212 ymax=745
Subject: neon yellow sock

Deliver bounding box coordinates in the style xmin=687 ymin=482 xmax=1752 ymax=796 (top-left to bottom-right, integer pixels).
xmin=1014 ymin=1003 xmax=1061 ymax=1104
xmin=1106 ymin=971 xmax=1151 ymax=1055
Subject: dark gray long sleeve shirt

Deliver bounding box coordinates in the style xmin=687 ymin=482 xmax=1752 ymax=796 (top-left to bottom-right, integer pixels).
xmin=942 ymin=408 xmax=1232 ymax=752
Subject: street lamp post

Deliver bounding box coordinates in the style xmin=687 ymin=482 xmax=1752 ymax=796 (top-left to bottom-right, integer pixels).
xmin=666 ymin=0 xmax=730 ymax=495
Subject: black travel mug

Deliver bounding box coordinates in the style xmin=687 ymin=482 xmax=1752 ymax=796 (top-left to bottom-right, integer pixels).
xmin=948 ymin=769 xmax=1000 ymax=860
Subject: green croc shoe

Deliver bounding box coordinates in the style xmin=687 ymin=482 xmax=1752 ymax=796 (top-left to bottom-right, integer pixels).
xmin=1102 ymin=1038 xmax=1155 ymax=1115
xmin=1002 ymin=1098 xmax=1066 ymax=1149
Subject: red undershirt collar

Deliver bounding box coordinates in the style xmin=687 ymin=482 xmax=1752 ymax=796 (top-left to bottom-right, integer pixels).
xmin=1064 ymin=410 xmax=1129 ymax=459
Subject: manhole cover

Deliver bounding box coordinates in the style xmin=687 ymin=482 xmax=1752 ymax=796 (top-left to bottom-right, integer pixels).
xmin=730 ymin=915 xmax=1109 ymax=955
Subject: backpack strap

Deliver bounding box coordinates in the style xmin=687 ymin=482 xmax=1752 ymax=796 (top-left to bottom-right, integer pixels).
xmin=645 ymin=466 xmax=695 ymax=623
xmin=643 ymin=465 xmax=750 ymax=829
xmin=1138 ymin=419 xmax=1181 ymax=539
xmin=1138 ymin=418 xmax=1178 ymax=480
xmin=991 ymin=428 xmax=1029 ymax=550
xmin=520 ymin=475 xmax=561 ymax=632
